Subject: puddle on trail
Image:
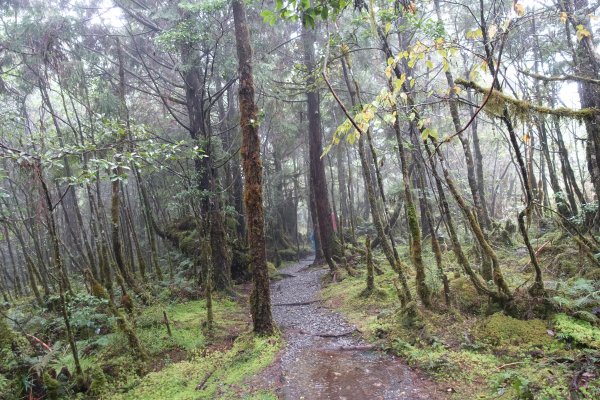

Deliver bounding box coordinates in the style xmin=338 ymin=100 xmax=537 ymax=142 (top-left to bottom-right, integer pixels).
xmin=270 ymin=259 xmax=441 ymax=400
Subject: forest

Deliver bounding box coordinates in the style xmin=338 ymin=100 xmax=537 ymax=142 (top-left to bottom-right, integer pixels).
xmin=0 ymin=0 xmax=599 ymax=398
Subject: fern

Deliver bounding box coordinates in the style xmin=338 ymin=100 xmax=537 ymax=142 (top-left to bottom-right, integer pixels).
xmin=549 ymin=278 xmax=600 ymax=322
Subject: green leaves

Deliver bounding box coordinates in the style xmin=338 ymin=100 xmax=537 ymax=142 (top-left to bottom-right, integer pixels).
xmin=420 ymin=127 xmax=438 ymax=141
xmin=260 ymin=10 xmax=277 ymax=26
xmin=259 ymin=0 xmax=351 ymax=27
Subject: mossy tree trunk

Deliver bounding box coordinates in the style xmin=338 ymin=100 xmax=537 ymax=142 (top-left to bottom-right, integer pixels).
xmin=232 ymin=0 xmax=274 ymax=335
xmin=376 ymin=26 xmax=431 ymax=307
xmin=337 ymin=53 xmax=412 ymax=307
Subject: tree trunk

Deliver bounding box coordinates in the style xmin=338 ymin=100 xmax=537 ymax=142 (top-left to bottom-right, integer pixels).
xmin=232 ymin=0 xmax=274 ymax=335
xmin=302 ymin=26 xmax=339 ymax=271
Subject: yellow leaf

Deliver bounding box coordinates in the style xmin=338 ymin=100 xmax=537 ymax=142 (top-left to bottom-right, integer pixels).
xmin=385 ymin=66 xmax=392 ymax=78
xmin=407 ymin=2 xmax=417 ymax=14
xmin=481 ymin=60 xmax=489 ymax=73
xmin=425 ymin=59 xmax=434 ymax=69
xmin=514 ymin=2 xmax=525 ymax=17
xmin=453 ymin=86 xmax=462 ymax=95
xmin=560 ymin=11 xmax=568 ymax=24
xmin=488 ymin=24 xmax=497 ymax=39
xmin=466 ymin=28 xmax=483 ymax=40
xmin=347 ymin=131 xmax=356 ymax=145
xmin=576 ymin=25 xmax=591 ymax=41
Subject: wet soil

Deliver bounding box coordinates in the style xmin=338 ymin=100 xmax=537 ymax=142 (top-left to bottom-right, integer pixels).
xmin=267 ymin=258 xmax=443 ymax=399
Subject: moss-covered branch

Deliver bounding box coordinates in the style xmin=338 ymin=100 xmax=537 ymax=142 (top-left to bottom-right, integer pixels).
xmin=455 ymin=78 xmax=599 ymax=120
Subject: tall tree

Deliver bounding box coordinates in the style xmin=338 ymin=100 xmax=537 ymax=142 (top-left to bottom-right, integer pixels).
xmin=232 ymin=0 xmax=274 ymax=335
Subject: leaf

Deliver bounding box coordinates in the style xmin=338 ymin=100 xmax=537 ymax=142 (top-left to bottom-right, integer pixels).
xmin=466 ymin=28 xmax=482 ymax=40
xmin=425 ymin=59 xmax=434 ymax=69
xmin=560 ymin=11 xmax=568 ymax=24
xmin=421 ymin=128 xmax=438 ymax=141
xmin=514 ymin=2 xmax=525 ymax=17
xmin=488 ymin=24 xmax=497 ymax=39
xmin=576 ymin=25 xmax=591 ymax=41
xmin=302 ymin=12 xmax=315 ymax=28
xmin=320 ymin=6 xmax=328 ymax=20
xmin=385 ymin=66 xmax=393 ymax=78
xmin=384 ymin=22 xmax=392 ymax=34
xmin=260 ymin=10 xmax=276 ymax=26
xmin=347 ymin=131 xmax=356 ymax=145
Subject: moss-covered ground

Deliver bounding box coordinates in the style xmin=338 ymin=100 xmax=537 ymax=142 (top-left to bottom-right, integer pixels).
xmin=321 ymin=235 xmax=600 ymax=399
xmin=1 ymin=289 xmax=281 ymax=400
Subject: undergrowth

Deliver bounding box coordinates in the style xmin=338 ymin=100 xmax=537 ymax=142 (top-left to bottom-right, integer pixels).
xmin=321 ymin=238 xmax=600 ymax=399
xmin=1 ymin=292 xmax=280 ymax=400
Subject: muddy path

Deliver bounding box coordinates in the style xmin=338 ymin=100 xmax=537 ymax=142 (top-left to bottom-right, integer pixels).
xmin=267 ymin=257 xmax=443 ymax=400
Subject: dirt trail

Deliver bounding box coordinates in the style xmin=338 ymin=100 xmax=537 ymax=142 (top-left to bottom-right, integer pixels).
xmin=268 ymin=258 xmax=442 ymax=400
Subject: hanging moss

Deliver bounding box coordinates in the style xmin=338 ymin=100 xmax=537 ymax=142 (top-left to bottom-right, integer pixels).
xmin=455 ymin=78 xmax=599 ymax=121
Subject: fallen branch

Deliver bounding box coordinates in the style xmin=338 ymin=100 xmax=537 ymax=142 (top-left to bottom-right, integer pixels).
xmin=299 ymin=328 xmax=357 ymax=337
xmin=272 ymin=300 xmax=321 ymax=307
xmin=278 ymin=273 xmax=297 ymax=279
xmin=26 ymin=334 xmax=52 ymax=352
xmin=195 ymin=370 xmax=214 ymax=391
xmin=335 ymin=345 xmax=377 ymax=351
xmin=497 ymin=361 xmax=525 ymax=370
xmin=316 ymin=330 xmax=357 ymax=338
xmin=519 ymin=241 xmax=550 ymax=271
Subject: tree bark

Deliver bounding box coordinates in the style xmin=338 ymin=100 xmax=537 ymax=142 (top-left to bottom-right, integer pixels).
xmin=232 ymin=0 xmax=274 ymax=335
xmin=302 ymin=26 xmax=339 ymax=271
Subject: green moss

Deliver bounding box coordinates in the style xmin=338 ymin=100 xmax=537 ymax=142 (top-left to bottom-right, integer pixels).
xmin=112 ymin=334 xmax=281 ymax=400
xmin=0 ymin=373 xmax=8 ymax=394
xmin=449 ymin=276 xmax=487 ymax=314
xmin=0 ymin=318 xmax=14 ymax=350
xmin=475 ymin=313 xmax=553 ymax=348
xmin=392 ymin=339 xmax=498 ymax=381
xmin=554 ymin=313 xmax=600 ymax=349
xmin=266 ymin=262 xmax=279 ymax=279
xmin=131 ymin=299 xmax=239 ymax=354
xmin=43 ymin=372 xmax=60 ymax=400
xmin=489 ymin=365 xmax=572 ymax=400
xmin=86 ymin=365 xmax=109 ymax=397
